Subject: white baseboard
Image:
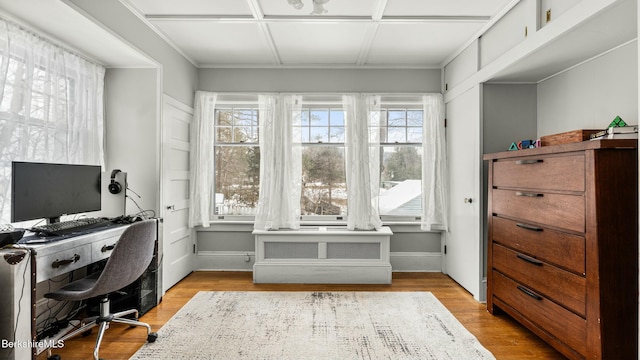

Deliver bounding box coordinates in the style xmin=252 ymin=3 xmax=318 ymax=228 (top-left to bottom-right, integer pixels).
xmin=196 ymin=251 xmax=442 ymax=272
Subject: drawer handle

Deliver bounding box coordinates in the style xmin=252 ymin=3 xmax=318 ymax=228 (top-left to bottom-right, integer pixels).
xmin=52 ymin=254 xmax=80 ymax=269
xmin=517 ymin=285 xmax=543 ymax=300
xmin=515 ymin=159 xmax=543 ymax=165
xmin=101 ymin=244 xmax=116 ymax=252
xmin=515 ymin=192 xmax=543 ymax=198
xmin=517 ymin=253 xmax=543 ymax=266
xmin=516 ymin=223 xmax=543 ymax=232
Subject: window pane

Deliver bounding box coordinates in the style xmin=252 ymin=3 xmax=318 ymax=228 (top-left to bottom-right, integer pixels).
xmin=388 ymin=110 xmax=406 ymax=126
xmin=407 ymin=127 xmax=422 ymax=143
xmin=216 ymin=126 xmax=232 ymax=142
xmin=216 ymin=110 xmax=232 ymax=126
xmin=214 ymin=146 xmax=260 ymax=215
xmin=234 ymin=109 xmax=255 ymax=125
xmin=407 ymin=110 xmax=423 ymax=126
xmin=300 ymin=109 xmax=310 ymax=126
xmin=300 ymin=125 xmax=310 ymax=142
xmin=379 ymin=146 xmax=422 ymax=216
xmin=387 ymin=127 xmax=406 ymax=143
xmin=234 ymin=126 xmax=255 ymax=143
xmin=301 ymin=146 xmax=346 ymax=215
xmin=310 ymin=110 xmax=329 ymax=126
xmin=310 ymin=126 xmax=329 ymax=143
xmin=330 ymin=110 xmax=344 ymax=126
xmin=329 ymin=126 xmax=344 ymax=143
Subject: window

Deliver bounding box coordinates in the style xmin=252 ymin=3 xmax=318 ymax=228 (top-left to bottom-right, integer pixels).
xmin=298 ymin=108 xmax=346 ymax=216
xmin=212 ymin=99 xmax=424 ymax=221
xmin=0 ymin=20 xmax=105 ymax=224
xmin=214 ymin=107 xmax=260 ymax=215
xmin=379 ymin=108 xmax=423 ymax=217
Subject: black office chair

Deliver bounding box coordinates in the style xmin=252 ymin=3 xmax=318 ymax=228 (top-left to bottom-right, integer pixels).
xmin=45 ymin=220 xmax=158 ymax=360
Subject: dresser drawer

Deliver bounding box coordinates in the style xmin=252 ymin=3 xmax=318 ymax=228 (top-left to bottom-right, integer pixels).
xmin=493 ymin=244 xmax=586 ymax=316
xmin=491 ymin=216 xmax=585 ymax=275
xmin=493 ymin=271 xmax=586 ymax=356
xmin=492 ymin=155 xmax=584 ymax=192
xmin=492 ymin=189 xmax=585 ymax=233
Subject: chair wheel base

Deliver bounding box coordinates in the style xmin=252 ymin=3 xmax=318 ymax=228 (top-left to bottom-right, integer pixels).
xmin=147 ymin=332 xmax=158 ymax=342
xmin=47 ymin=355 xmax=61 ymax=360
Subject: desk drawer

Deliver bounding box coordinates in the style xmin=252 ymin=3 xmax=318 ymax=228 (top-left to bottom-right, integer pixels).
xmin=493 ymin=244 xmax=586 ymax=316
xmin=493 ymin=271 xmax=586 ymax=356
xmin=491 ymin=216 xmax=585 ymax=275
xmin=36 ymin=244 xmax=92 ymax=282
xmin=492 ymin=155 xmax=584 ymax=192
xmin=91 ymin=235 xmax=120 ymax=262
xmin=492 ymin=189 xmax=585 ymax=233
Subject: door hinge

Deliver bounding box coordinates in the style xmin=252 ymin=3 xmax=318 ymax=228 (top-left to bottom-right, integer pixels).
xmin=193 ymin=244 xmax=196 ymax=254
xmin=444 ymin=245 xmax=447 ymax=254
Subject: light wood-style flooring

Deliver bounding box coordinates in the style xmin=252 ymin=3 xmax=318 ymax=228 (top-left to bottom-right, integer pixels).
xmin=39 ymin=271 xmax=566 ymax=360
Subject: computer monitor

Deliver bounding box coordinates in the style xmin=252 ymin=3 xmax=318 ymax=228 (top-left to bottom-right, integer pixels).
xmin=11 ymin=161 xmax=101 ymax=224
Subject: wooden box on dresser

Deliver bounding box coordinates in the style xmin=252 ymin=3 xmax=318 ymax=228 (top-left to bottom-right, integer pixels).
xmin=484 ymin=139 xmax=638 ymax=360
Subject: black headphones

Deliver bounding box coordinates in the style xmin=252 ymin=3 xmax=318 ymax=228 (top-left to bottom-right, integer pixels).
xmin=108 ymin=169 xmax=122 ymax=194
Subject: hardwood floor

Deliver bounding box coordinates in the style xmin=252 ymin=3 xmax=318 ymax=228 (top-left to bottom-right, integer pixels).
xmin=40 ymin=271 xmax=566 ymax=360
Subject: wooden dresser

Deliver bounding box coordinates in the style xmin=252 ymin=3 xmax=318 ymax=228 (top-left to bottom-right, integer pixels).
xmin=484 ymin=139 xmax=638 ymax=360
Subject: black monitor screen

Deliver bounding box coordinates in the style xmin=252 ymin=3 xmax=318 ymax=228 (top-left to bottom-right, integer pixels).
xmin=11 ymin=161 xmax=101 ymax=223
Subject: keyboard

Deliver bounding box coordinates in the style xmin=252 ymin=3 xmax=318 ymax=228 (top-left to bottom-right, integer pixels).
xmin=30 ymin=217 xmax=113 ymax=236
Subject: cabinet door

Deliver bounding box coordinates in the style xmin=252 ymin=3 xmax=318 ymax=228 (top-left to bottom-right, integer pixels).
xmin=445 ymin=85 xmax=484 ymax=301
xmin=480 ymin=0 xmax=537 ymax=68
xmin=539 ymin=0 xmax=583 ymax=28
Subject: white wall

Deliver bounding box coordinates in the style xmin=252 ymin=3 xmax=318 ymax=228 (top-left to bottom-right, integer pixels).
xmin=537 ymin=41 xmax=638 ymax=136
xmin=68 ymin=0 xmax=198 ymax=107
xmin=102 ymin=68 xmax=159 ymax=217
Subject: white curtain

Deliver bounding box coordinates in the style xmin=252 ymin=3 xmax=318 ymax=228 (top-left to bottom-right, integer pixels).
xmin=343 ymin=94 xmax=382 ymax=230
xmin=189 ymin=91 xmax=217 ymax=228
xmin=254 ymin=94 xmax=302 ymax=230
xmin=0 ymin=18 xmax=105 ymax=224
xmin=421 ymin=94 xmax=448 ymax=231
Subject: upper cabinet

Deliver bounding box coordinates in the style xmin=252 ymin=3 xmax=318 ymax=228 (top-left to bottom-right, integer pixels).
xmin=444 ymin=40 xmax=479 ymax=92
xmin=479 ymin=0 xmax=537 ymax=69
xmin=444 ymin=0 xmax=636 ymax=101
xmin=539 ymin=0 xmax=584 ymax=29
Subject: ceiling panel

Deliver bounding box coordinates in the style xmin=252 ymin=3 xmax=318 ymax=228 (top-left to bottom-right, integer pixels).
xmin=269 ymin=22 xmax=372 ymax=65
xmin=151 ymin=21 xmax=276 ymax=66
xmin=126 ymin=0 xmax=253 ymax=16
xmin=259 ymin=0 xmax=377 ymax=17
xmin=383 ymin=0 xmax=512 ymax=17
xmin=366 ymin=22 xmax=486 ymax=66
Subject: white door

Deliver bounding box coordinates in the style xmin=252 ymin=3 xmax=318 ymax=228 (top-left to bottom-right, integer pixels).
xmin=161 ymin=95 xmax=195 ymax=292
xmin=444 ymin=85 xmax=484 ymax=301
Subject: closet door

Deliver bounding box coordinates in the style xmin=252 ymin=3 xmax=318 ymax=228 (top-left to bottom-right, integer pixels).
xmin=161 ymin=95 xmax=195 ymax=292
xmin=445 ymin=85 xmax=484 ymax=301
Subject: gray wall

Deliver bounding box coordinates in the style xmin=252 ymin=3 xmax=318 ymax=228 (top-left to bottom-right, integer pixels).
xmin=482 ymin=84 xmax=537 ymax=277
xmin=537 ymin=41 xmax=638 ymax=135
xmin=198 ymin=68 xmax=441 ymax=93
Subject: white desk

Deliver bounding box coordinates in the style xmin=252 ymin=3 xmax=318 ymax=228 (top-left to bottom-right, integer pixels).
xmin=0 ymin=224 xmax=130 ymax=360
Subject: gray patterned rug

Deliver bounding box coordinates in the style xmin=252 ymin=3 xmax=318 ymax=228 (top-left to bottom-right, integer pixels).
xmin=131 ymin=291 xmax=495 ymax=360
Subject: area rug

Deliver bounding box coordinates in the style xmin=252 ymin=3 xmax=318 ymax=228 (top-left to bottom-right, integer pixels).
xmin=131 ymin=291 xmax=495 ymax=360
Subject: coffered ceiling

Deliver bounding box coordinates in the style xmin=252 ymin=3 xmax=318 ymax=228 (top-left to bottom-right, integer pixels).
xmin=122 ymin=0 xmax=514 ymax=68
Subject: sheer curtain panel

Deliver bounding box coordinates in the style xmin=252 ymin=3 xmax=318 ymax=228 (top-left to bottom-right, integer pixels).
xmin=343 ymin=94 xmax=382 ymax=230
xmin=189 ymin=91 xmax=217 ymax=228
xmin=421 ymin=94 xmax=448 ymax=231
xmin=0 ymin=18 xmax=105 ymax=224
xmin=254 ymin=94 xmax=302 ymax=230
